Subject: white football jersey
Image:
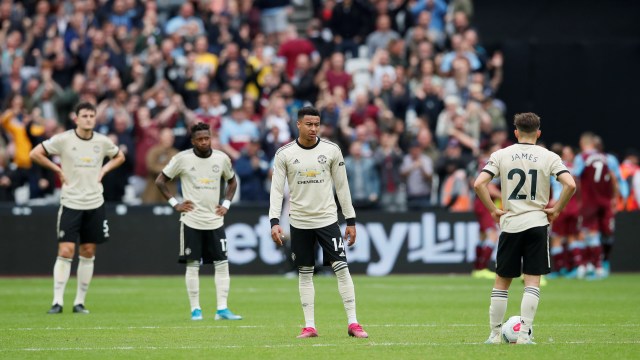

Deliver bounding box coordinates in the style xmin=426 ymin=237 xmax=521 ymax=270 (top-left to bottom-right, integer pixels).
xmin=42 ymin=130 xmax=119 ymax=210
xmin=269 ymin=138 xmax=356 ymax=229
xmin=483 ymin=143 xmax=569 ymax=233
xmin=163 ymin=149 xmax=235 ymax=230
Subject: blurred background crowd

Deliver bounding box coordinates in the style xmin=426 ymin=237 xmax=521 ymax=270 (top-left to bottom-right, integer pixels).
xmin=0 ymin=0 xmax=636 ymax=213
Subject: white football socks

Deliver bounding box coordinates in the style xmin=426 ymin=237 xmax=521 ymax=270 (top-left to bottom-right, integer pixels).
xmin=520 ymin=286 xmax=540 ymax=338
xmin=214 ymin=260 xmax=230 ymax=310
xmin=332 ymin=261 xmax=358 ymax=325
xmin=185 ymin=261 xmax=200 ymax=311
xmin=298 ymin=266 xmax=315 ymax=329
xmin=490 ymin=289 xmax=508 ymax=335
xmin=73 ymin=256 xmax=95 ymax=306
xmin=52 ymin=256 xmax=72 ymax=306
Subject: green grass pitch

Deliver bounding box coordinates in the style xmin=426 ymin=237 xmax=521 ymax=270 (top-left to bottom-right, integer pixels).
xmin=1 ymin=274 xmax=639 ymax=359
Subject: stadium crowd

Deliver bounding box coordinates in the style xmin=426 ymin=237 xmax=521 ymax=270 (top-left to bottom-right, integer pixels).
xmin=0 ymin=0 xmax=501 ymax=208
xmin=0 ymin=0 xmax=637 ymax=215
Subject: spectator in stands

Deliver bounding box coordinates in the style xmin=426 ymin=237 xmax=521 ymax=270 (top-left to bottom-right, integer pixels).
xmin=0 ymin=0 xmax=511 ymax=210
xmin=411 ymin=75 xmax=444 ymax=133
xmin=381 ymin=0 xmax=415 ymax=37
xmin=165 ymin=2 xmax=205 ymax=36
xmin=618 ymin=149 xmax=640 ymax=212
xmin=330 ymin=0 xmax=371 ymax=58
xmin=401 ymin=140 xmax=434 ymax=209
xmin=305 ymin=18 xmax=333 ymax=60
xmin=219 ymin=104 xmax=260 ymax=161
xmin=447 ymin=10 xmax=471 ymax=37
xmin=411 ymin=0 xmax=448 ymax=46
xmin=416 ymin=126 xmax=440 ymax=164
xmin=437 ymin=137 xmax=472 ymax=212
xmin=439 ymin=34 xmax=481 ymax=75
xmin=193 ymin=35 xmax=219 ymax=82
xmin=463 ymin=28 xmax=488 ymax=69
xmin=235 ymin=138 xmax=270 ymax=203
xmin=439 ymin=167 xmax=471 ymax=212
xmin=0 ymin=144 xmax=15 ymax=201
xmin=193 ymin=92 xmax=224 ymax=135
xmin=142 ymin=128 xmax=178 ymax=204
xmin=264 ymin=95 xmax=293 ymax=144
xmin=254 ymin=0 xmax=291 ymax=45
xmin=374 ymin=131 xmax=406 ymax=212
xmin=366 ymin=14 xmax=400 ymax=57
xmin=345 ymin=140 xmax=380 ymax=208
xmin=448 ymin=113 xmax=479 ymax=157
xmin=442 ymin=57 xmax=473 ymax=102
xmin=0 ymin=97 xmax=38 ymax=197
xmin=290 ymin=53 xmax=318 ymax=104
xmin=319 ymin=52 xmax=352 ymax=95
xmin=405 ymin=11 xmax=431 ymax=50
xmin=370 ymin=49 xmax=396 ymax=94
xmin=435 ymin=95 xmax=462 ymax=149
xmin=316 ymin=92 xmax=341 ymax=143
xmin=55 ymin=73 xmax=85 ymax=129
xmin=103 ymin=110 xmax=135 ymax=202
xmin=278 ymin=25 xmax=317 ymax=80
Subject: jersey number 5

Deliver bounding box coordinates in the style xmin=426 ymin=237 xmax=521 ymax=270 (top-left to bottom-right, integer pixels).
xmin=508 ymin=168 xmax=538 ymax=201
xmin=103 ymin=220 xmax=110 ymax=238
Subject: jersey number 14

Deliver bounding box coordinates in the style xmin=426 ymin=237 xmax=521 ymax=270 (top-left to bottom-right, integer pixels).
xmin=331 ymin=237 xmax=345 ymax=251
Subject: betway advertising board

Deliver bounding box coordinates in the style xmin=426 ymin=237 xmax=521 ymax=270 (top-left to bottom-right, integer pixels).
xmin=1 ymin=205 xmax=638 ymax=275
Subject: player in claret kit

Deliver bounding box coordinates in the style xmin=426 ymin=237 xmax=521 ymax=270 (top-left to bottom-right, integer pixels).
xmin=571 ymin=133 xmax=626 ymax=279
xmin=472 ymin=144 xmax=502 ymax=279
xmin=548 ymin=145 xmax=582 ymax=278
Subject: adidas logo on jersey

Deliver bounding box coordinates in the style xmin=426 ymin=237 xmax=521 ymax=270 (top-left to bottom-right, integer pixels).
xmin=190 ymin=166 xmax=196 ymax=171
xmin=72 ymin=147 xmax=77 ymax=151
xmin=293 ymin=159 xmax=300 ymax=164
xmin=339 ymin=251 xmax=346 ymax=257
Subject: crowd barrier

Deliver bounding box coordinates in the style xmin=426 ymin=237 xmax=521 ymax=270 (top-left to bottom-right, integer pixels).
xmin=1 ymin=204 xmax=638 ymax=275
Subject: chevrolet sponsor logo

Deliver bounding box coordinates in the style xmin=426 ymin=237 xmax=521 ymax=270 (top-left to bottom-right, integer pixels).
xmin=198 ymin=178 xmax=215 ymax=184
xmin=80 ymin=157 xmax=93 ymax=163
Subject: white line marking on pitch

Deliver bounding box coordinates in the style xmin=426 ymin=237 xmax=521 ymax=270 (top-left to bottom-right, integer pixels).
xmin=6 ymin=323 xmax=639 ymax=331
xmin=4 ymin=341 xmax=640 ymax=352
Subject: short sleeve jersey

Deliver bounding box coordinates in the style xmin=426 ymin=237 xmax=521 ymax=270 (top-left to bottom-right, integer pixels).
xmin=42 ymin=130 xmax=119 ymax=210
xmin=482 ymin=143 xmax=569 ymax=233
xmin=162 ymin=149 xmax=235 ymax=230
xmin=573 ymin=151 xmax=614 ymax=207
xmin=269 ymin=138 xmax=356 ymax=229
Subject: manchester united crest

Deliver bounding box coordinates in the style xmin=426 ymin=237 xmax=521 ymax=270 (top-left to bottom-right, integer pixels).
xmin=317 ymin=155 xmax=327 ymax=164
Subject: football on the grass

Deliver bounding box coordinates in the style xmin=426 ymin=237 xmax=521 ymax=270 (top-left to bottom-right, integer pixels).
xmin=501 ymin=316 xmax=533 ymax=343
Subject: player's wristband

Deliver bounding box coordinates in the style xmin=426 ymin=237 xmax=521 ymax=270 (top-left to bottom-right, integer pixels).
xmin=168 ymin=197 xmax=179 ymax=207
xmin=221 ymin=200 xmax=231 ymax=209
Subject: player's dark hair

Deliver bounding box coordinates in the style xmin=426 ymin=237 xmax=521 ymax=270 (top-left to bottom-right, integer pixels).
xmin=513 ymin=112 xmax=540 ymax=133
xmin=191 ymin=122 xmax=210 ymax=138
xmin=74 ymin=102 xmax=96 ymax=115
xmin=297 ymin=106 xmax=320 ymax=120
